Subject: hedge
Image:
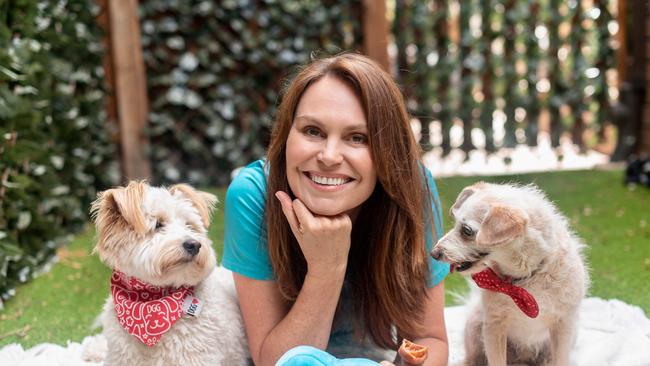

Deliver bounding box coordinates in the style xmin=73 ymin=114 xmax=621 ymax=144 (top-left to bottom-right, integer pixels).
xmin=140 ymin=0 xmax=363 ymax=186
xmin=0 ymin=0 xmax=117 ymax=307
xmin=393 ymin=0 xmax=617 ymax=154
xmin=1 ymin=0 xmax=620 ymax=307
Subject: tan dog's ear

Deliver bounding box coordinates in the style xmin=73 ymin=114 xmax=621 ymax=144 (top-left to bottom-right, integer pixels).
xmin=476 ymin=205 xmax=528 ymax=246
xmin=90 ymin=182 xmax=147 ymax=259
xmin=90 ymin=181 xmax=148 ymax=236
xmin=450 ymin=182 xmax=487 ymax=218
xmin=170 ymin=184 xmax=218 ymax=228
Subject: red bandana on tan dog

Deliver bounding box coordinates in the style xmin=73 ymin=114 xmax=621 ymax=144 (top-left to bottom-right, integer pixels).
xmin=111 ymin=271 xmax=194 ymax=347
xmin=472 ymin=267 xmax=539 ymax=318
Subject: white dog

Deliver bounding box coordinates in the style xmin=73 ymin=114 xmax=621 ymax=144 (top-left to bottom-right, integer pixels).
xmin=89 ymin=181 xmax=249 ymax=365
xmin=431 ymin=182 xmax=589 ymax=366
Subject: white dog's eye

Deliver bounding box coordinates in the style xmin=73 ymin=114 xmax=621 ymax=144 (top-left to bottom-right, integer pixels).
xmin=155 ymin=220 xmax=164 ymax=230
xmin=461 ymin=224 xmax=475 ymax=238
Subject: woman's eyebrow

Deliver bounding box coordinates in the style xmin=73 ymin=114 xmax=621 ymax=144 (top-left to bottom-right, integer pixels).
xmin=294 ymin=115 xmax=322 ymax=126
xmin=294 ymin=115 xmax=367 ymax=131
xmin=345 ymin=125 xmax=368 ymax=132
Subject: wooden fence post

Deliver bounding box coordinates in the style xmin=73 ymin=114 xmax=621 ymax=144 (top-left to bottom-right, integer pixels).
xmin=618 ymin=0 xmax=627 ymax=86
xmin=643 ymin=2 xmax=650 ymax=154
xmin=362 ymin=0 xmax=390 ymax=72
xmin=104 ymin=0 xmax=151 ymax=181
xmin=96 ymin=1 xmax=119 ymax=165
xmin=612 ymin=0 xmax=648 ymax=159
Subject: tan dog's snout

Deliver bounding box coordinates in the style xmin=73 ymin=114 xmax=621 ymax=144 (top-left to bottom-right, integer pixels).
xmin=430 ymin=228 xmax=457 ymax=262
xmin=431 ymin=182 xmax=532 ymax=274
xmin=430 ymin=245 xmax=443 ymax=261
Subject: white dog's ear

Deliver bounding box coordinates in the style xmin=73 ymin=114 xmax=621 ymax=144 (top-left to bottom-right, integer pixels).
xmin=90 ymin=181 xmax=148 ymax=253
xmin=476 ymin=205 xmax=528 ymax=246
xmin=170 ymin=184 xmax=218 ymax=228
xmin=450 ymin=182 xmax=487 ymax=218
xmin=91 ymin=181 xmax=148 ymax=233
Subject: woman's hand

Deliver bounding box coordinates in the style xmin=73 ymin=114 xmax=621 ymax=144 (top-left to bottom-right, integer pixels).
xmin=275 ymin=191 xmax=352 ymax=277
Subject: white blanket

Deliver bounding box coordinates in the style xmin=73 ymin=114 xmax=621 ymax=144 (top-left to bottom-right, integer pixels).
xmin=446 ymin=297 xmax=650 ymax=366
xmin=1 ymin=297 xmax=649 ymax=366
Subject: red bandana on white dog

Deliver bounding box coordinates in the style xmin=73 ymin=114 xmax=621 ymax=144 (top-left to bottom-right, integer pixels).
xmin=471 ymin=267 xmax=540 ymax=318
xmin=111 ymin=271 xmax=194 ymax=347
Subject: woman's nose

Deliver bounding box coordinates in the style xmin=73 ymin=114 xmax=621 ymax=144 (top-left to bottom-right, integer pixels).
xmin=317 ymin=140 xmax=343 ymax=166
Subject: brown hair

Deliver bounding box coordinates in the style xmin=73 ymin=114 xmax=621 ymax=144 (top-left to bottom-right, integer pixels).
xmin=266 ymin=53 xmax=436 ymax=348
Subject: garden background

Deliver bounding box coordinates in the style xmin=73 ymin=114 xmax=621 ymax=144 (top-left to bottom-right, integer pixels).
xmin=1 ymin=0 xmax=649 ymax=352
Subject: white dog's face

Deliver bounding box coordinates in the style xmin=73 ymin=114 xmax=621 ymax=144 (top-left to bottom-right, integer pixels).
xmin=91 ymin=182 xmax=218 ymax=287
xmin=431 ymin=182 xmax=530 ymax=275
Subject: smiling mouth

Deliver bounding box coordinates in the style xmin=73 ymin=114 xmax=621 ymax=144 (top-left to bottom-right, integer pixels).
xmin=305 ymin=172 xmax=353 ymax=186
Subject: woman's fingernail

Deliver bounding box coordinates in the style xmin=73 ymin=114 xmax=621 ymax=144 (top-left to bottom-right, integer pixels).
xmin=275 ymin=192 xmax=281 ymax=200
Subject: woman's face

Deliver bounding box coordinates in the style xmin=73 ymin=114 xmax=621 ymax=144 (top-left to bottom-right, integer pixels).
xmin=285 ymin=75 xmax=377 ymax=217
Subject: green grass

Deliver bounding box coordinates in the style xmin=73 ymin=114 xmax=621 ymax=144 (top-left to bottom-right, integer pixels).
xmin=1 ymin=170 xmax=649 ymax=348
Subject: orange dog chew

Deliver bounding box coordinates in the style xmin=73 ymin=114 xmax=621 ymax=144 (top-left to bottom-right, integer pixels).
xmin=398 ymin=339 xmax=428 ymax=365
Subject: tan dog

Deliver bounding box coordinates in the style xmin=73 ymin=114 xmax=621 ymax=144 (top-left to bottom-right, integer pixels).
xmin=431 ymin=182 xmax=589 ymax=366
xmin=88 ymin=182 xmax=249 ymax=365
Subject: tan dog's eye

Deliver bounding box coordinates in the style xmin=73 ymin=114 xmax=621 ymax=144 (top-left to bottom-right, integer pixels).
xmin=461 ymin=224 xmax=475 ymax=238
xmin=155 ymin=220 xmax=164 ymax=230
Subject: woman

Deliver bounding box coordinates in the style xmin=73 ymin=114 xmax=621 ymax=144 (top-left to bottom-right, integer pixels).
xmin=223 ymin=53 xmax=449 ymax=366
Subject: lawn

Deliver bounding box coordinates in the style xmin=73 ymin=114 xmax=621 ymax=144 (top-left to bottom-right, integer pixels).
xmin=0 ymin=169 xmax=648 ymax=348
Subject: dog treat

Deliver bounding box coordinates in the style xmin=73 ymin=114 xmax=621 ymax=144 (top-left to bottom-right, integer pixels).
xmin=398 ymin=339 xmax=428 ymax=365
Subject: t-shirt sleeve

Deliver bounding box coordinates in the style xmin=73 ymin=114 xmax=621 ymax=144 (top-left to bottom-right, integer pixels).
xmin=423 ymin=167 xmax=450 ymax=287
xmin=221 ymin=166 xmax=275 ymax=281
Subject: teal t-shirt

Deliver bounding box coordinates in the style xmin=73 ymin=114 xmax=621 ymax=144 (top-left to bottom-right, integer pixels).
xmin=223 ymin=159 xmax=448 ymax=284
xmin=222 ymin=159 xmax=449 ymax=359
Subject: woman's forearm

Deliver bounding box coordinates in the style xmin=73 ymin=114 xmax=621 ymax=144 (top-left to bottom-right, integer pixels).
xmin=411 ymin=337 xmax=448 ymax=366
xmin=403 ymin=282 xmax=448 ymax=366
xmin=256 ymin=266 xmax=347 ymax=366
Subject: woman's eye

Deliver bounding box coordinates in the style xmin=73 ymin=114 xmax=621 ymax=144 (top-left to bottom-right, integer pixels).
xmin=350 ymin=134 xmax=368 ymax=144
xmin=461 ymin=224 xmax=474 ymax=238
xmin=155 ymin=220 xmax=164 ymax=230
xmin=304 ymin=127 xmax=322 ymax=137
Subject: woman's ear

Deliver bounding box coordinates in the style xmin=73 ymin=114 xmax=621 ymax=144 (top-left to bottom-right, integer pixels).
xmin=476 ymin=205 xmax=528 ymax=247
xmin=170 ymin=184 xmax=218 ymax=228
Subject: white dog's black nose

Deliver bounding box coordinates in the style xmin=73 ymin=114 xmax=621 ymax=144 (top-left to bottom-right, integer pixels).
xmin=430 ymin=248 xmax=443 ymax=260
xmin=182 ymin=240 xmax=201 ymax=256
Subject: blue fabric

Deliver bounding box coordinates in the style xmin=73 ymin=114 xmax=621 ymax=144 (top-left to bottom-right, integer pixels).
xmin=276 ymin=346 xmax=380 ymax=366
xmin=222 ymin=160 xmax=274 ymax=280
xmin=422 ymin=166 xmax=450 ymax=286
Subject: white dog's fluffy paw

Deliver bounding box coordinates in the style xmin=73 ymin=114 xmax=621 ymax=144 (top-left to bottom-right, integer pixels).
xmin=80 ymin=334 xmax=107 ymax=363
